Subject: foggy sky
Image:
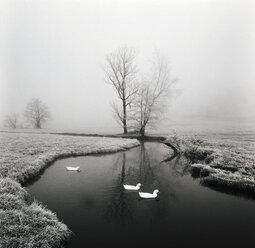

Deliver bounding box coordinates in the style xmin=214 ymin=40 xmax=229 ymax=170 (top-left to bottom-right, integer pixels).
xmin=0 ymin=0 xmax=254 ymax=131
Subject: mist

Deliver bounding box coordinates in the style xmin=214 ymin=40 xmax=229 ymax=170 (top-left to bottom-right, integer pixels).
xmin=1 ymin=0 xmax=254 ymax=132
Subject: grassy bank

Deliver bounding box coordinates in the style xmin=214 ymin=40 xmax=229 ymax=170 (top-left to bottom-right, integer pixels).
xmin=0 ymin=132 xmax=139 ymax=247
xmin=167 ymin=132 xmax=255 ymax=197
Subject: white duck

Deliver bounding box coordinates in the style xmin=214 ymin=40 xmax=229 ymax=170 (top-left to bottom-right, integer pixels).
xmin=66 ymin=166 xmax=80 ymax=171
xmin=139 ymin=189 xmax=159 ymax=199
xmin=123 ymin=183 xmax=142 ymax=190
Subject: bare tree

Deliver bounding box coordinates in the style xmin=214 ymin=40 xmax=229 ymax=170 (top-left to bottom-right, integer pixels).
xmin=131 ymin=53 xmax=177 ymax=137
xmin=103 ymin=46 xmax=138 ymax=134
xmin=4 ymin=114 xmax=19 ymax=129
xmin=24 ymin=98 xmax=50 ymax=128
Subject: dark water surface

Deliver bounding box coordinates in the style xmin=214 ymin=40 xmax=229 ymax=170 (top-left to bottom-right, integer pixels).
xmin=26 ymin=143 xmax=255 ymax=248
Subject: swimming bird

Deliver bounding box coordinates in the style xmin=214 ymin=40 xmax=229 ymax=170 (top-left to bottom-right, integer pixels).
xmin=66 ymin=166 xmax=80 ymax=171
xmin=139 ymin=189 xmax=159 ymax=199
xmin=123 ymin=183 xmax=142 ymax=190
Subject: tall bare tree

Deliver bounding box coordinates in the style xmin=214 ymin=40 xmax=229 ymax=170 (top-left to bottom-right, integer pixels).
xmin=4 ymin=114 xmax=19 ymax=129
xmin=131 ymin=53 xmax=177 ymax=136
xmin=24 ymin=98 xmax=50 ymax=128
xmin=103 ymin=46 xmax=138 ymax=134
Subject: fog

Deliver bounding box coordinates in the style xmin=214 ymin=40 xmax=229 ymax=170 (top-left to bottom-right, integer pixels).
xmin=0 ymin=0 xmax=254 ymax=132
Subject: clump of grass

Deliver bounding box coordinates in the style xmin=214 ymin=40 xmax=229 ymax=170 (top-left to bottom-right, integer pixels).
xmin=0 ymin=203 xmax=70 ymax=248
xmin=0 ymin=178 xmax=71 ymax=248
xmin=0 ymin=177 xmax=27 ymax=199
xmin=201 ymin=173 xmax=255 ymax=195
xmin=0 ymin=193 xmax=24 ymax=210
xmin=0 ymin=177 xmax=71 ymax=247
xmin=184 ymin=146 xmax=214 ymax=163
xmin=190 ymin=164 xmax=213 ymax=177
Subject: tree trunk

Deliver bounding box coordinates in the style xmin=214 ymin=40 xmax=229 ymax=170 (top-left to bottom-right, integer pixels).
xmin=120 ymin=153 xmax=126 ymax=184
xmin=140 ymin=126 xmax=145 ymax=137
xmin=123 ymin=100 xmax=127 ymax=134
xmin=36 ymin=119 xmax=41 ymax=129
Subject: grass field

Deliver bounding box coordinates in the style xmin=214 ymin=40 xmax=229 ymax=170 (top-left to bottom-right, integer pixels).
xmin=0 ymin=132 xmax=139 ymax=248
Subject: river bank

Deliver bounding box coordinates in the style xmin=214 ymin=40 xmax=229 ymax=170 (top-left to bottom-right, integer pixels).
xmin=166 ymin=132 xmax=255 ymax=198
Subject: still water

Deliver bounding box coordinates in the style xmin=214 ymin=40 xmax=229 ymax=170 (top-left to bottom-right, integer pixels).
xmin=26 ymin=142 xmax=255 ymax=248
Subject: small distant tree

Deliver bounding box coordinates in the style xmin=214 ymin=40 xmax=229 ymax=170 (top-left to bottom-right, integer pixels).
xmin=103 ymin=46 xmax=138 ymax=134
xmin=131 ymin=53 xmax=177 ymax=136
xmin=4 ymin=114 xmax=19 ymax=129
xmin=24 ymin=98 xmax=50 ymax=128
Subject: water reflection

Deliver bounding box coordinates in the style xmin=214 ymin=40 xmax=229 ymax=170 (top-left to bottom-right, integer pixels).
xmin=26 ymin=142 xmax=255 ymax=248
xmin=104 ymin=153 xmax=133 ymax=227
xmin=104 ymin=142 xmax=179 ymax=228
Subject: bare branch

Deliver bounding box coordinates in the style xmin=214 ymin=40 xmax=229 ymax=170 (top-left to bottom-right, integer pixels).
xmin=130 ymin=52 xmax=177 ymax=136
xmin=103 ymin=46 xmax=138 ymax=134
xmin=4 ymin=114 xmax=19 ymax=129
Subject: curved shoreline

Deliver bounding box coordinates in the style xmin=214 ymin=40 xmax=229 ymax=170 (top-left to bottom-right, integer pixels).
xmin=165 ymin=134 xmax=255 ymax=199
xmin=0 ymin=132 xmax=140 ymax=248
xmin=23 ymin=145 xmax=141 ymax=187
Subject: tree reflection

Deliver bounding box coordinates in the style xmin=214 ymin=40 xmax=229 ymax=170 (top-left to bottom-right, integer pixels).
xmin=104 ymin=143 xmax=177 ymax=227
xmin=161 ymin=153 xmax=190 ymax=177
xmin=104 ymin=152 xmax=132 ymax=227
xmin=103 ymin=142 xmax=193 ymax=229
